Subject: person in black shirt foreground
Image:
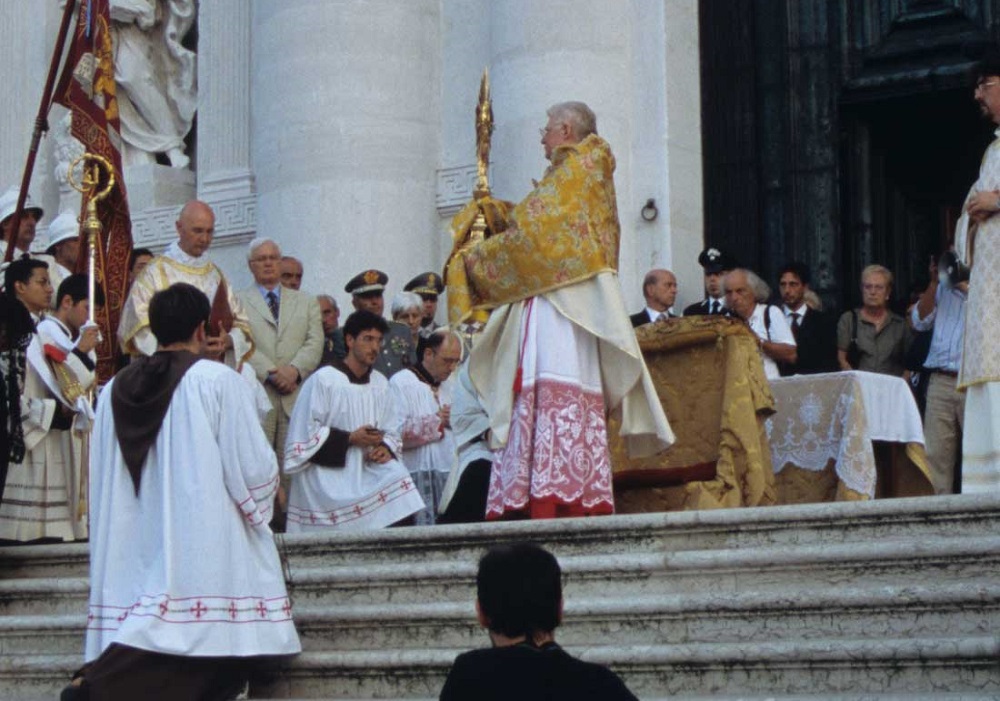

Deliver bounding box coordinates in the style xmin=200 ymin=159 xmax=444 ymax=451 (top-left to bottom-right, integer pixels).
xmin=440 ymin=543 xmax=638 ymax=701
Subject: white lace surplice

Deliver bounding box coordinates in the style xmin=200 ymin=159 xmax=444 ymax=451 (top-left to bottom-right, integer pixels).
xmin=486 ymin=296 xmax=614 ymax=518
xmin=385 ymin=369 xmax=456 ymax=525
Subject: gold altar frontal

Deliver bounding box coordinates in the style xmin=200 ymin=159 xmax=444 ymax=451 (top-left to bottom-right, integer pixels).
xmin=609 ymin=316 xmax=778 ymax=513
xmin=609 ymin=318 xmax=935 ymax=514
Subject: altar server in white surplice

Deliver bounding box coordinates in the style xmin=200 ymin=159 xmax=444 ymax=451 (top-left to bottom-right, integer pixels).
xmin=34 ymin=274 xmax=102 ymax=540
xmin=0 ymin=260 xmax=95 ymax=543
xmin=284 ymin=310 xmax=425 ymax=532
xmin=77 ymin=283 xmax=299 ymax=699
xmin=386 ymin=329 xmax=463 ymax=525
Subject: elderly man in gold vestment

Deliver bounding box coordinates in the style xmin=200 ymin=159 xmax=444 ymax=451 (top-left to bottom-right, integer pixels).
xmin=119 ymin=201 xmax=254 ymax=368
xmin=448 ymin=102 xmax=673 ymax=519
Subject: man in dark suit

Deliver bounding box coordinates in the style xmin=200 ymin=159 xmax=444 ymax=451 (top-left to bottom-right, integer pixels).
xmin=630 ymin=268 xmax=678 ymax=327
xmin=683 ymin=247 xmax=733 ymax=316
xmin=776 ymin=261 xmax=838 ymax=376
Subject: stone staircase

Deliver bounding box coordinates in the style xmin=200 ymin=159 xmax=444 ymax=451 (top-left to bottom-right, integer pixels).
xmin=1 ymin=494 xmax=999 ymax=700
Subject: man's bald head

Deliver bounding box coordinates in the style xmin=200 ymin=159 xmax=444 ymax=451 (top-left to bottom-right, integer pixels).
xmin=175 ymin=200 xmax=215 ymax=258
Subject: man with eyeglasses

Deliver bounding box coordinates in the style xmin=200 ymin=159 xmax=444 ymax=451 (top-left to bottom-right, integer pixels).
xmin=238 ymin=238 xmax=323 ymax=528
xmin=385 ymin=328 xmax=463 ymax=525
xmin=953 ymin=47 xmax=1000 ymax=493
xmin=448 ymin=101 xmax=673 ymax=520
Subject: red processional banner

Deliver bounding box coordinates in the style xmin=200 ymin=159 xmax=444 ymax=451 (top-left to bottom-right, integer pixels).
xmin=53 ymin=0 xmax=133 ymax=382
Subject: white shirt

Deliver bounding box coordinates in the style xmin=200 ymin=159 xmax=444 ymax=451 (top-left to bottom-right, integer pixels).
xmin=644 ymin=306 xmax=672 ymax=322
xmin=911 ymin=283 xmax=966 ymax=373
xmin=747 ymin=303 xmax=796 ymax=379
xmin=782 ymin=303 xmax=809 ymax=328
xmin=705 ymin=297 xmax=726 ymax=313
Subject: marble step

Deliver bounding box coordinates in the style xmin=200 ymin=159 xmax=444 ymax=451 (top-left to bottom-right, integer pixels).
xmin=3 ymin=535 xmax=997 ymax=619
xmin=280 ymin=495 xmax=1000 ymax=571
xmin=0 ymin=576 xmax=88 ymax=617
xmin=5 ymin=495 xmax=996 ymax=581
xmin=268 ymin=636 xmax=1000 ymax=699
xmin=11 ymin=640 xmax=978 ymax=700
xmin=289 ymin=581 xmax=1000 ymax=651
xmin=287 ymin=535 xmax=1000 ymax=608
xmin=2 ymin=580 xmax=997 ymax=659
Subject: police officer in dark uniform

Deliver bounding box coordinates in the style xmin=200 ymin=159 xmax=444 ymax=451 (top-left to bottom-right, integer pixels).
xmin=683 ymin=247 xmax=734 ymax=317
xmin=404 ymin=271 xmax=445 ymax=338
xmin=329 ymin=269 xmax=415 ymax=378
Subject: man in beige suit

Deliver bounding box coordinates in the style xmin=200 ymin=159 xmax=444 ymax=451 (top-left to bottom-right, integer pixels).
xmin=238 ymin=238 xmax=324 ymax=485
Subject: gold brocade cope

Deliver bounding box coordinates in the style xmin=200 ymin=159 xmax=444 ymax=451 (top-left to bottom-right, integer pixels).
xmin=446 ymin=134 xmax=621 ymax=325
xmin=445 ymin=195 xmax=513 ymax=325
xmin=608 ymin=316 xmax=778 ymax=513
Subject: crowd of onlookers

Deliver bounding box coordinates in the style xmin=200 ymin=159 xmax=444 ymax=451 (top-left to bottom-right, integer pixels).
xmin=633 ymin=245 xmax=967 ymax=497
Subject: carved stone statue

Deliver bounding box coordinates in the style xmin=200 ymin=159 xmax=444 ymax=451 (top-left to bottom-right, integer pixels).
xmin=110 ymin=0 xmax=197 ymax=169
xmin=53 ymin=112 xmax=85 ymax=213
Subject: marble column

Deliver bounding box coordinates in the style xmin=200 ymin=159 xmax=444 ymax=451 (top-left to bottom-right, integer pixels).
xmin=481 ymin=0 xmax=691 ymax=310
xmin=251 ymin=0 xmax=442 ymax=305
xmin=194 ymin=0 xmax=256 ymax=246
xmin=0 ymin=2 xmax=59 ymax=219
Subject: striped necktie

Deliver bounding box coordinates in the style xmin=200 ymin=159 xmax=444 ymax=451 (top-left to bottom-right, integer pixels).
xmin=266 ymin=290 xmax=279 ymax=321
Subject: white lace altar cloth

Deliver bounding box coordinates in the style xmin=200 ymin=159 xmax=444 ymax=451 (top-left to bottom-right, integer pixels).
xmin=766 ymin=371 xmax=924 ymax=497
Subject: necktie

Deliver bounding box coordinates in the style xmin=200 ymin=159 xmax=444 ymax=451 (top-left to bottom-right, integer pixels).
xmin=657 ymin=312 xmax=667 ymax=322
xmin=790 ymin=312 xmax=801 ymax=341
xmin=266 ymin=290 xmax=279 ymax=321
xmin=711 ymin=300 xmax=719 ymax=314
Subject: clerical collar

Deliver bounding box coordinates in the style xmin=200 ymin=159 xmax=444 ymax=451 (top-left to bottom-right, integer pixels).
xmin=408 ymin=362 xmax=439 ymax=388
xmin=165 ymin=241 xmax=209 ymax=266
xmin=331 ymin=356 xmax=374 ymax=384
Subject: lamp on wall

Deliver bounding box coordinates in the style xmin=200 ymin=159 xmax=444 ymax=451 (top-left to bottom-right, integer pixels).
xmin=641 ymin=198 xmax=658 ymax=222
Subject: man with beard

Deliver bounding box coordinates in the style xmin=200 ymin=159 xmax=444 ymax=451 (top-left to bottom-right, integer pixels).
xmin=284 ymin=310 xmax=424 ymax=531
xmin=953 ymin=45 xmax=1000 ymax=493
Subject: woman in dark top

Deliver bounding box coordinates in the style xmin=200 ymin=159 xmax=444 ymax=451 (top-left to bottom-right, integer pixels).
xmin=837 ymin=264 xmax=911 ymax=377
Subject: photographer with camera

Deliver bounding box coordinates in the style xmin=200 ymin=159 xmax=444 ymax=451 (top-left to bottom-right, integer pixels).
xmin=911 ymin=251 xmax=968 ymax=495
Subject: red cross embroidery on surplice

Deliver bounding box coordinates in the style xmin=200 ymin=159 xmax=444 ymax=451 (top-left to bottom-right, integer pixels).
xmin=229 ymin=601 xmax=239 ymax=620
xmin=191 ymin=601 xmax=208 ymax=619
xmin=159 ymin=600 xmax=169 ymax=616
xmin=309 ymin=512 xmax=317 ymax=524
xmin=353 ymin=504 xmax=364 ymax=517
xmin=117 ymin=610 xmax=129 ymax=622
xmin=256 ymin=600 xmax=268 ymax=618
xmin=378 ymin=491 xmax=387 ymax=503
xmin=402 ymin=479 xmax=412 ymax=490
xmin=282 ymin=599 xmax=292 ymax=616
